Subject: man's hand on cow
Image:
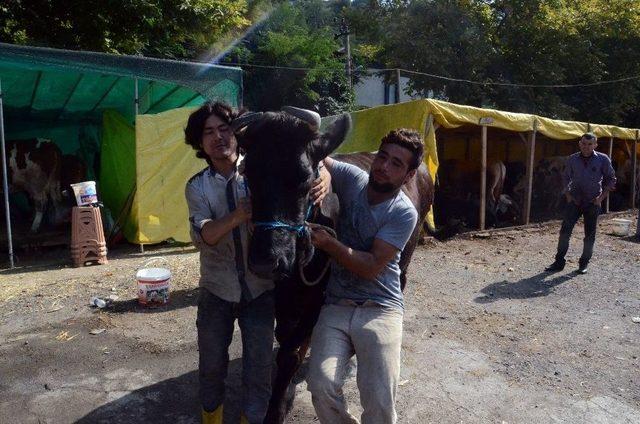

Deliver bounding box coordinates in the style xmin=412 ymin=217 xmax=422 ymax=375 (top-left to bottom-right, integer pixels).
xmin=235 ymin=198 xmax=252 ymax=223
xmin=310 ymin=163 xmax=331 ymax=206
xmin=308 ymin=223 xmax=332 ymax=250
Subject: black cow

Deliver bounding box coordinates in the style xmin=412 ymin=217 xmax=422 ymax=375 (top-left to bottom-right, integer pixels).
xmin=234 ymin=108 xmax=433 ymax=423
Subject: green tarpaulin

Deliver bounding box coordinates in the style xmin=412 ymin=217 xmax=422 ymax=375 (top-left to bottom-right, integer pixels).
xmin=0 ymin=43 xmax=242 ymax=262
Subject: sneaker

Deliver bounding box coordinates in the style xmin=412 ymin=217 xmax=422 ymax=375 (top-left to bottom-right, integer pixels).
xmin=545 ymin=261 xmax=565 ymax=272
xmin=577 ymin=265 xmax=588 ymax=274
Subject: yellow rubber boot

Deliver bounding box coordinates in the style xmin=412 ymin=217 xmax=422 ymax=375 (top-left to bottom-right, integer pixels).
xmin=202 ymin=405 xmax=223 ymax=424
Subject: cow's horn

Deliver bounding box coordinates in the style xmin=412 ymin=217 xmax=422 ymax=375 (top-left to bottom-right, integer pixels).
xmin=282 ymin=106 xmax=321 ymax=129
xmin=231 ymin=112 xmax=263 ymax=132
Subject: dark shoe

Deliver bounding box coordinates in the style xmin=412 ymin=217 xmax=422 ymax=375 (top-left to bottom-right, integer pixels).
xmin=545 ymin=261 xmax=565 ymax=272
xmin=577 ymin=265 xmax=588 ymax=274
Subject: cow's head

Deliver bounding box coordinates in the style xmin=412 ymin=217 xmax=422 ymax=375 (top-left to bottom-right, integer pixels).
xmin=233 ymin=107 xmax=351 ymax=279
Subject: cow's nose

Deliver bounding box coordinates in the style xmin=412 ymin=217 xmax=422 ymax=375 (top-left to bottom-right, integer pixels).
xmin=275 ymin=257 xmax=287 ymax=275
xmin=249 ymin=260 xmax=276 ymax=280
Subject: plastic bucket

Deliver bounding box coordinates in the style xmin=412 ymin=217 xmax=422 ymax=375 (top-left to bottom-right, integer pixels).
xmin=136 ymin=260 xmax=171 ymax=306
xmin=611 ymin=218 xmax=631 ymax=236
xmin=70 ymin=181 xmax=98 ymax=206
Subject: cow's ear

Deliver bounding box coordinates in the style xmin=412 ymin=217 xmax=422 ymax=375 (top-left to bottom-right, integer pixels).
xmin=310 ymin=113 xmax=351 ymax=162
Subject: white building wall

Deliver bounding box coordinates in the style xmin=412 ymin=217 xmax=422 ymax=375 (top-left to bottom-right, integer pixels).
xmin=354 ymin=71 xmax=421 ymax=107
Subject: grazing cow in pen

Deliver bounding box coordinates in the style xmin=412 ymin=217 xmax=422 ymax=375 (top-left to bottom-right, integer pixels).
xmin=435 ymin=158 xmax=518 ymax=228
xmin=5 ymin=138 xmax=62 ymax=232
xmin=512 ymin=156 xmax=568 ymax=220
xmin=611 ymin=142 xmax=639 ymax=208
xmin=233 ymin=108 xmax=433 ymax=423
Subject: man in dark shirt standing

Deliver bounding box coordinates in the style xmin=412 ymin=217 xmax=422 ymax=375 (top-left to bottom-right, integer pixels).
xmin=546 ymin=132 xmax=616 ymax=274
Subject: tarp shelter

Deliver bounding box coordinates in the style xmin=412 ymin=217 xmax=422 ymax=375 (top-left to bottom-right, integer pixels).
xmin=0 ymin=42 xmax=242 ymax=267
xmin=327 ymin=99 xmax=639 ymax=230
xmin=107 ymin=98 xmax=639 ymax=245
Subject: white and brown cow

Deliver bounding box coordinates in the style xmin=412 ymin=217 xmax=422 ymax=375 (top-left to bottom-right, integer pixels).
xmin=435 ymin=158 xmax=519 ymax=228
xmin=5 ymin=138 xmax=62 ymax=232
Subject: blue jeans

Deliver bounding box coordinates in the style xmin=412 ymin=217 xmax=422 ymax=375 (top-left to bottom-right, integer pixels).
xmin=197 ymin=288 xmax=275 ymax=423
xmin=554 ymin=202 xmax=600 ymax=267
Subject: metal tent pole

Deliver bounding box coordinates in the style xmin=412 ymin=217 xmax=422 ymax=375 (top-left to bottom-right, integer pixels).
xmin=134 ymin=78 xmax=144 ymax=254
xmin=606 ymin=137 xmax=613 ymax=213
xmin=0 ymin=78 xmax=15 ymax=268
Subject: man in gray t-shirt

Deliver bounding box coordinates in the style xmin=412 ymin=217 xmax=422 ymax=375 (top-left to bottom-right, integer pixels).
xmin=307 ymin=129 xmax=421 ymax=424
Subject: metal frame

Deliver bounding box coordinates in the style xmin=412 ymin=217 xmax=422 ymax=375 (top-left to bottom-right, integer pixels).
xmin=606 ymin=137 xmax=614 ymax=213
xmin=144 ymin=85 xmax=182 ymax=114
xmin=0 ymin=78 xmax=14 ymax=268
xmin=56 ymin=74 xmax=84 ymax=121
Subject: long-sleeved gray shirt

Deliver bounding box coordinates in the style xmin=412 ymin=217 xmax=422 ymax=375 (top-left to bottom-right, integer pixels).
xmin=562 ymin=151 xmax=616 ymax=207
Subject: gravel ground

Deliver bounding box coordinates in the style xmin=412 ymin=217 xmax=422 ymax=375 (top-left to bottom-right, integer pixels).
xmin=0 ymin=212 xmax=638 ymax=423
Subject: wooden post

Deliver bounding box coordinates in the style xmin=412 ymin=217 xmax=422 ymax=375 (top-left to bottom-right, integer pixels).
xmin=606 ymin=137 xmax=613 ymax=213
xmin=632 ymin=131 xmax=638 ymax=209
xmin=523 ymin=124 xmax=537 ymax=224
xmin=480 ymin=126 xmax=488 ymax=230
xmin=395 ymin=69 xmax=401 ymax=103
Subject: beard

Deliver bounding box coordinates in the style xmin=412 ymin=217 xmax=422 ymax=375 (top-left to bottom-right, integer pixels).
xmin=368 ymin=175 xmax=397 ymax=193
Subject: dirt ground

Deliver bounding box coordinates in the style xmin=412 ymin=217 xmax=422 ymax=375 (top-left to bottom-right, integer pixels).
xmin=1 ymin=212 xmax=639 ymax=424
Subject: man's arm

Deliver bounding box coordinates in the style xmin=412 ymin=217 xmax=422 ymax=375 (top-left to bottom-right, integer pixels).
xmin=310 ymin=225 xmax=398 ymax=280
xmin=594 ymin=156 xmax=617 ymax=205
xmin=186 ymin=182 xmax=251 ymax=247
xmin=322 ymin=156 xmax=336 ymax=172
xmin=200 ymin=198 xmax=251 ymax=245
xmin=309 ymin=160 xmax=331 ymax=206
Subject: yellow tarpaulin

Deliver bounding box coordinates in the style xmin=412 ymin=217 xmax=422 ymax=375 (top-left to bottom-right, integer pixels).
xmin=132 ymin=107 xmax=203 ymax=243
xmin=128 ymin=100 xmax=638 ymax=244
xmin=426 ymin=99 xmax=534 ymax=133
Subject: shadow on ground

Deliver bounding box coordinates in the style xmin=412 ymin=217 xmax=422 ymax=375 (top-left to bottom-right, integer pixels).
xmin=106 ymin=288 xmax=199 ymax=314
xmin=475 ymin=271 xmax=576 ymax=303
xmin=0 ymin=243 xmax=196 ymax=275
xmin=620 ymin=234 xmax=639 ymax=244
xmin=76 ymin=358 xmax=242 ymax=424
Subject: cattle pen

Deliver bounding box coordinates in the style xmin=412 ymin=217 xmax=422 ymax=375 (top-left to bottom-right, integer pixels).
xmin=326 ymin=99 xmax=639 ymax=234
xmin=0 ymin=43 xmax=242 ymax=268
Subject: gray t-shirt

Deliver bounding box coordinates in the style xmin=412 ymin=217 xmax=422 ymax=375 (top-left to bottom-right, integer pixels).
xmin=325 ymin=160 xmax=418 ymax=310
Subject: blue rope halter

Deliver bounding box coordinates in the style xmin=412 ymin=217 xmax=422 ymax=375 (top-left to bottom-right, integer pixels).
xmin=252 ymin=203 xmax=314 ymax=237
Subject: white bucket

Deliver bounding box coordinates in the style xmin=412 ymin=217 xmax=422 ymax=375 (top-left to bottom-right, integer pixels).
xmin=136 ymin=258 xmax=171 ymax=306
xmin=611 ymin=218 xmax=631 ymax=236
xmin=70 ymin=181 xmax=98 ymax=206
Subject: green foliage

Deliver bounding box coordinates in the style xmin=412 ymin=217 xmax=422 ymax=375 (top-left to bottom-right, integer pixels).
xmin=345 ymin=0 xmax=640 ymax=127
xmin=227 ymin=1 xmax=354 ymax=115
xmin=0 ymin=0 xmax=249 ymax=59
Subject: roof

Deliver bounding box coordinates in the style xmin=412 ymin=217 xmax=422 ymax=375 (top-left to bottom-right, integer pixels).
xmin=0 ymin=42 xmax=243 ymax=123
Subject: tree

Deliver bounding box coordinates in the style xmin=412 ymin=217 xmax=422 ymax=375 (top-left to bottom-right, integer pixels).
xmin=0 ymin=0 xmax=249 ymax=59
xmin=225 ymin=1 xmax=354 ymax=115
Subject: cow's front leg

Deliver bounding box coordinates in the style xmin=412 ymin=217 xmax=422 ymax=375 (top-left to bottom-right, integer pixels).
xmin=264 ymin=338 xmax=310 ymax=424
xmin=29 ymin=197 xmax=46 ymax=233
